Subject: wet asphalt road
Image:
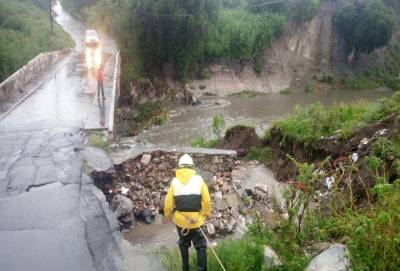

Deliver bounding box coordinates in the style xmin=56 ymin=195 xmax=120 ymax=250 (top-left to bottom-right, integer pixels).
xmin=0 ymin=3 xmax=127 ymax=271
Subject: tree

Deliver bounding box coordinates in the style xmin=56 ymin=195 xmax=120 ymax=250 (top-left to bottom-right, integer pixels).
xmin=334 ymin=0 xmax=396 ymax=59
xmin=133 ymin=0 xmax=220 ymax=79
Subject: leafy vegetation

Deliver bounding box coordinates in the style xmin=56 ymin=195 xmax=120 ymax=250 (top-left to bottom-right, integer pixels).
xmin=342 ymin=75 xmax=379 ymax=90
xmin=205 ymin=9 xmax=286 ymax=63
xmin=334 ymin=0 xmax=396 ymax=59
xmin=133 ymin=101 xmax=168 ymax=130
xmin=190 ymin=114 xmax=226 ymax=148
xmin=272 ymin=92 xmax=400 ymax=149
xmin=288 ymin=0 xmax=320 ymax=23
xmin=245 ymin=147 xmax=274 ymax=164
xmin=0 ymin=0 xmax=74 ymax=81
xmin=212 ymin=113 xmax=226 ymax=140
xmin=87 ymin=132 xmax=111 ymax=149
xmin=229 ymin=90 xmax=264 ymax=98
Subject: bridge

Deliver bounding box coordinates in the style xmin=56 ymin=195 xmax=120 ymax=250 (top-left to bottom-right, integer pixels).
xmin=0 ymin=3 xmax=163 ymax=271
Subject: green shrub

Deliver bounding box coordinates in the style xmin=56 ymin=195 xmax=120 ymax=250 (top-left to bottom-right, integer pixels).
xmin=134 ymin=101 xmax=168 ymax=127
xmin=0 ymin=0 xmax=74 ymax=81
xmin=229 ymin=90 xmax=263 ymax=98
xmin=280 ymin=87 xmax=292 ymax=95
xmin=246 ymin=147 xmax=274 ymax=164
xmin=343 ymin=75 xmax=379 ymax=90
xmin=343 ymin=181 xmax=400 ymax=271
xmin=334 ymin=0 xmax=396 ymax=57
xmin=212 ymin=114 xmax=226 ymax=140
xmin=190 ymin=137 xmax=218 ymax=148
xmin=205 ymin=9 xmax=286 ymax=62
xmin=273 ymin=92 xmax=400 ymax=149
xmin=289 ymin=0 xmax=320 ymax=22
xmin=274 ymin=102 xmax=367 ymax=148
xmin=161 ymin=237 xmax=265 ymax=271
xmin=304 ymin=83 xmax=315 ymax=93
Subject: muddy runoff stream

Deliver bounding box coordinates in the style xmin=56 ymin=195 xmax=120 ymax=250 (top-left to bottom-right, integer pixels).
xmin=120 ymin=89 xmax=392 ymax=148
xmin=106 ymin=89 xmax=392 ymax=251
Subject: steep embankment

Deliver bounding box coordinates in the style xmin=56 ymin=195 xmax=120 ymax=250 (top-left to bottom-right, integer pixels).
xmin=188 ymin=0 xmax=400 ymax=96
xmin=188 ymin=1 xmax=344 ymax=95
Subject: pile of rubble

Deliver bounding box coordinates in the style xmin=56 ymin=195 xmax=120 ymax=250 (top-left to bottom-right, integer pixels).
xmin=104 ymin=150 xmax=281 ymax=237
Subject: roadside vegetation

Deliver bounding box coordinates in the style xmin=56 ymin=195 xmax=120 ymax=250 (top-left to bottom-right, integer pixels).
xmin=0 ymin=0 xmax=74 ymax=82
xmin=162 ymin=92 xmax=400 ymax=271
xmin=125 ymin=101 xmax=169 ymax=134
xmin=62 ymin=0 xmax=321 ymax=83
xmin=271 ymin=93 xmax=400 ymax=149
xmin=191 ymin=114 xmax=225 ymax=148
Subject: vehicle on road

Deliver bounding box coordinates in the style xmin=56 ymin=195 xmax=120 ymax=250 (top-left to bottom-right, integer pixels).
xmin=85 ymin=29 xmax=100 ymax=47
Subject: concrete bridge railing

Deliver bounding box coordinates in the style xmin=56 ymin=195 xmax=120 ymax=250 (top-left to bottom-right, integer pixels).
xmin=108 ymin=51 xmax=121 ymax=139
xmin=0 ymin=48 xmax=72 ymax=101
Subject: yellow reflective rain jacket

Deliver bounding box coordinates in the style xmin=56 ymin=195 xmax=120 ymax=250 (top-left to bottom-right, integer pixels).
xmin=164 ymin=168 xmax=211 ymax=229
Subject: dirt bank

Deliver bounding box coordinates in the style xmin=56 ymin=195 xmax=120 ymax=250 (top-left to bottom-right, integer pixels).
xmin=185 ymin=0 xmax=348 ymax=96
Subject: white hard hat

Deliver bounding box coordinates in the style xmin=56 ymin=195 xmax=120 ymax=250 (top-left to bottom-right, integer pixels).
xmin=179 ymin=154 xmax=194 ymax=167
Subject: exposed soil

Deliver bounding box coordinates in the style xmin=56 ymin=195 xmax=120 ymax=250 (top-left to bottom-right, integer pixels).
xmin=267 ymin=112 xmax=400 ymax=203
xmin=217 ymin=125 xmax=264 ymax=157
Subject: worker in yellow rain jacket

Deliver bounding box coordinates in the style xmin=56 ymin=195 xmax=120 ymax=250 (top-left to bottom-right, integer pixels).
xmin=164 ymin=154 xmax=211 ymax=271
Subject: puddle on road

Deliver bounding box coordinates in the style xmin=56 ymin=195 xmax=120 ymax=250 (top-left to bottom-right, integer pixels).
xmin=123 ymin=221 xmax=178 ymax=249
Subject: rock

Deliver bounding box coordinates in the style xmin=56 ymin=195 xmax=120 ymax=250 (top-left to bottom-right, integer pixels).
xmin=263 ymin=245 xmax=282 ymax=268
xmin=206 ymin=223 xmax=216 ymax=235
xmin=158 ymin=162 xmax=168 ymax=171
xmin=305 ymin=244 xmax=351 ymax=271
xmin=112 ymin=194 xmax=134 ymax=217
xmin=255 ymin=183 xmax=269 ymax=194
xmin=214 ymin=198 xmax=227 ymax=210
xmin=154 ymin=213 xmax=164 ymax=225
xmin=141 ymin=208 xmax=152 ymax=224
xmin=212 ymin=156 xmax=222 ymax=164
xmin=233 ymin=179 xmax=242 ymax=188
xmin=225 ymin=194 xmax=239 ymax=210
xmin=213 ymin=191 xmax=223 ymax=199
xmin=141 ymin=154 xmax=152 ymax=165
xmin=80 ymin=146 xmax=114 ymax=172
xmin=374 ymin=128 xmax=388 ymax=137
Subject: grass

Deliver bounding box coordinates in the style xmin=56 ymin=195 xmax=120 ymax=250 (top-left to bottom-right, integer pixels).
xmin=246 ymin=147 xmax=274 ymax=164
xmin=0 ymin=0 xmax=74 ymax=81
xmin=279 ymin=87 xmax=292 ymax=95
xmin=342 ymin=75 xmax=380 ymax=90
xmin=229 ymin=90 xmax=265 ymax=98
xmin=272 ymin=92 xmax=400 ymax=149
xmin=190 ymin=137 xmax=218 ymax=148
xmin=134 ymin=101 xmax=168 ymax=129
xmin=160 ymin=236 xmax=266 ymax=271
xmin=87 ymin=132 xmax=111 ymax=150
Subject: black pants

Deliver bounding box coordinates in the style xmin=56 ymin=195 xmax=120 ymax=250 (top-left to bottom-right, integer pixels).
xmin=177 ymin=226 xmax=207 ymax=271
xmin=97 ymin=81 xmax=104 ymax=97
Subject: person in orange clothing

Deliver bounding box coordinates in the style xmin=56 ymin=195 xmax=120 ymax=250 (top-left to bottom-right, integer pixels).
xmin=96 ymin=65 xmax=105 ymax=99
xmin=164 ymin=154 xmax=211 ymax=271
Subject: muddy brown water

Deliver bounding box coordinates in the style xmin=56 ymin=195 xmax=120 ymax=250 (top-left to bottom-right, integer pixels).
xmin=126 ymin=89 xmax=392 ymax=148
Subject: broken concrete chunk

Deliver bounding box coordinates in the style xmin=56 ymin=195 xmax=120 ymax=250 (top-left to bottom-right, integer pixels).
xmin=263 ymin=245 xmax=282 ymax=268
xmin=112 ymin=194 xmax=134 ymax=217
xmin=141 ymin=154 xmax=152 ymax=165
xmin=206 ymin=223 xmax=216 ymax=235
xmin=305 ymin=244 xmax=351 ymax=271
xmin=225 ymin=194 xmax=239 ymax=210
xmin=255 ymin=183 xmax=269 ymax=194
